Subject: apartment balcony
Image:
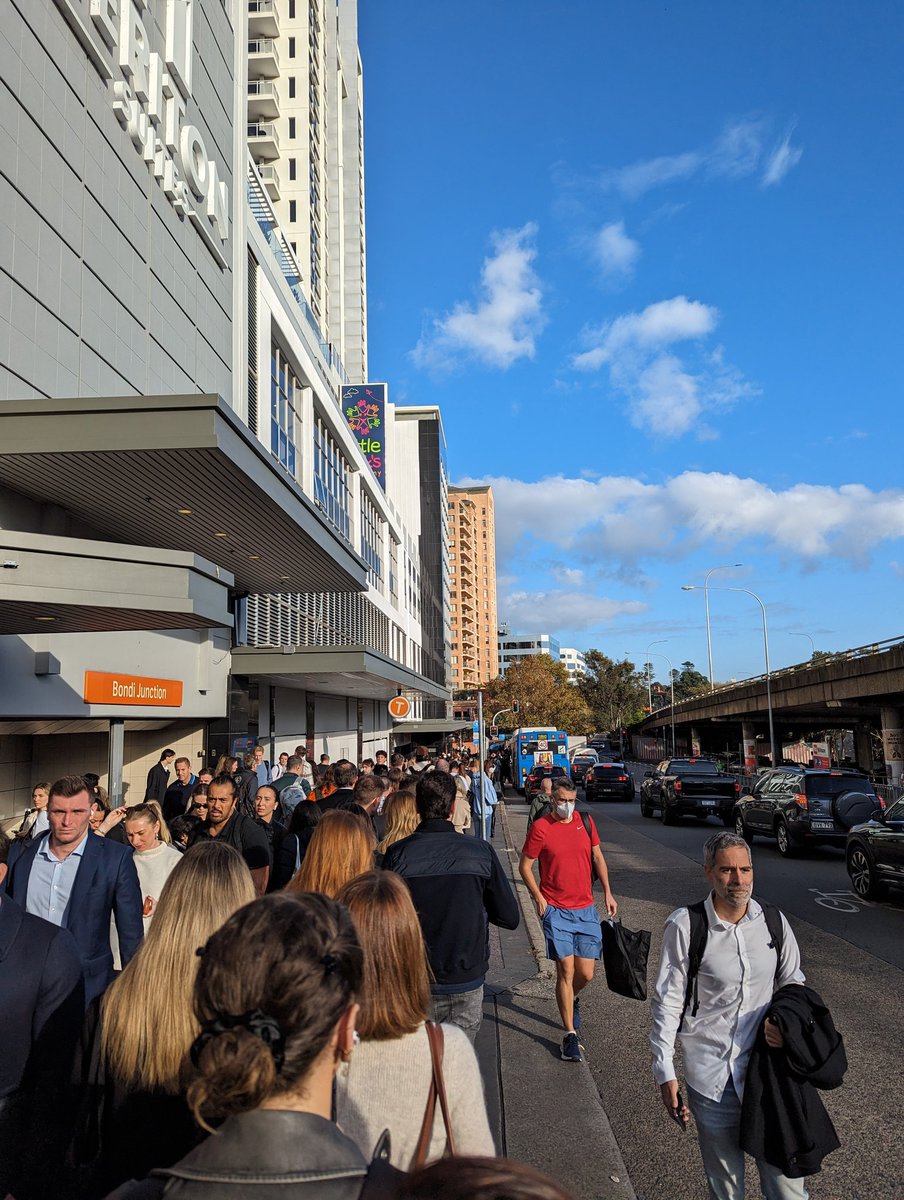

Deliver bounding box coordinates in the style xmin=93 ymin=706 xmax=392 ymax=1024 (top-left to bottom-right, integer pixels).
xmin=248 ymin=122 xmax=279 ymax=161
xmin=247 ymin=78 xmax=280 ymax=121
xmin=248 ymin=38 xmax=280 ymax=79
xmin=258 ymin=163 xmax=280 ymax=201
xmin=248 ymin=0 xmax=279 ymax=39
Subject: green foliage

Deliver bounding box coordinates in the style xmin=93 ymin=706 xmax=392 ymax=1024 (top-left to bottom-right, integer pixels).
xmin=483 ymin=654 xmax=592 ymax=734
xmin=579 ymin=650 xmax=648 ymax=728
xmin=671 ymin=661 xmax=710 ymax=701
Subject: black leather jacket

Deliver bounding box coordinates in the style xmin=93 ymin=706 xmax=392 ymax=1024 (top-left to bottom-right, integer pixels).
xmin=105 ymin=1110 xmax=377 ymax=1199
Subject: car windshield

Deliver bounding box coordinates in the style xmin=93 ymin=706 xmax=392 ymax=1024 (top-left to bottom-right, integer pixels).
xmin=670 ymin=760 xmax=718 ymax=775
xmin=884 ymin=799 xmax=904 ymax=821
xmin=804 ymin=774 xmax=874 ymax=797
xmin=594 ymin=764 xmax=625 ymax=774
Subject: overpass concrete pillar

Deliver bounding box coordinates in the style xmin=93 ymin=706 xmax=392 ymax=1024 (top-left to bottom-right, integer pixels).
xmin=742 ymin=721 xmax=757 ymax=773
xmin=880 ymin=708 xmax=904 ymax=785
xmin=854 ymin=727 xmax=874 ymax=774
xmin=690 ymin=727 xmax=701 ymax=756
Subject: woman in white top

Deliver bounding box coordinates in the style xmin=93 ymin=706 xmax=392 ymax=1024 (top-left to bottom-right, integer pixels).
xmin=124 ymin=803 xmax=183 ymax=930
xmin=334 ymin=869 xmax=495 ymax=1169
xmin=16 ymin=781 xmax=50 ymax=840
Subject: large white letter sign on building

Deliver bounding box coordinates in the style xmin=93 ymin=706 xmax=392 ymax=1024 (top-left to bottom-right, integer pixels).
xmin=51 ymin=0 xmax=230 ymax=267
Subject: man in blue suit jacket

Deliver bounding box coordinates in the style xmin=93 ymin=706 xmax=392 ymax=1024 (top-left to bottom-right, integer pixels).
xmin=0 ymin=828 xmax=85 ymax=1197
xmin=6 ymin=775 xmax=144 ymax=1006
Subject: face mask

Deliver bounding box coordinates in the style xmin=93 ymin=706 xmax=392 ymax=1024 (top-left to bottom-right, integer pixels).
xmin=555 ymin=801 xmax=575 ymax=819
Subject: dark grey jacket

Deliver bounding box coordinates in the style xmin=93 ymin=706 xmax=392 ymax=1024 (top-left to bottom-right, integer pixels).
xmin=105 ymin=1110 xmax=398 ymax=1199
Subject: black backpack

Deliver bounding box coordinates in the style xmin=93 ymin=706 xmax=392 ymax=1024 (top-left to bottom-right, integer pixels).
xmin=680 ymin=897 xmax=785 ymax=1030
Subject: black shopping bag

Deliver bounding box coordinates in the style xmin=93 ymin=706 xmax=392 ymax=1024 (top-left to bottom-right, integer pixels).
xmin=601 ymin=917 xmax=651 ymax=1001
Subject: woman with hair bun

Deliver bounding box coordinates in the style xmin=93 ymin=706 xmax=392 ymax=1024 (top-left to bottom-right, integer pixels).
xmin=109 ymin=891 xmax=399 ymax=1198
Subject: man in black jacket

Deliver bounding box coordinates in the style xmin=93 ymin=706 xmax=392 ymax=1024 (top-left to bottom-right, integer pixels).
xmin=383 ymin=771 xmax=520 ymax=1043
xmin=0 ymin=830 xmax=84 ymax=1198
xmin=318 ymin=760 xmax=358 ymax=813
xmin=144 ymin=748 xmax=175 ymax=804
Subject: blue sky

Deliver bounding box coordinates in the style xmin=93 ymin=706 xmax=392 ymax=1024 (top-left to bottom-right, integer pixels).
xmin=358 ymin=1 xmax=904 ymax=683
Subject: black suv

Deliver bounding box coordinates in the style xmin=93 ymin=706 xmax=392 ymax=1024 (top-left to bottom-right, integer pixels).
xmin=734 ymin=766 xmax=881 ymax=857
xmin=846 ymin=798 xmax=904 ymax=900
xmin=584 ymin=762 xmax=634 ymax=802
xmin=570 ymin=753 xmax=598 ymax=787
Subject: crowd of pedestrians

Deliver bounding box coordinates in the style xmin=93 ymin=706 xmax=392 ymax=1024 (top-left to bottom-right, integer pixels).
xmin=1 ymin=740 xmax=844 ymax=1200
xmin=0 ymin=742 xmax=581 ymax=1200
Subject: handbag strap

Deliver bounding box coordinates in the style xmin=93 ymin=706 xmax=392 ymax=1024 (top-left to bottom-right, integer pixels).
xmin=412 ymin=1027 xmax=439 ymax=1169
xmin=425 ymin=1021 xmax=456 ymax=1159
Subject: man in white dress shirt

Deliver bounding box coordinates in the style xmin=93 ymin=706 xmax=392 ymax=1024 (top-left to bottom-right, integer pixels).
xmin=650 ymin=832 xmax=807 ymax=1200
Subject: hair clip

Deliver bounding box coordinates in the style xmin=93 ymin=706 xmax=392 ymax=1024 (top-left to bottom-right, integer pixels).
xmin=321 ymin=952 xmax=339 ymax=974
xmin=195 ymin=945 xmax=206 ymax=957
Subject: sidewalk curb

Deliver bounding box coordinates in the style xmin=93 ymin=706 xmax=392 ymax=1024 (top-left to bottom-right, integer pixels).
xmin=497 ymin=799 xmax=638 ymax=1200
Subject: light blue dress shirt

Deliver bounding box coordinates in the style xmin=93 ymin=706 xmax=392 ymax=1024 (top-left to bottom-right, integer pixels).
xmin=25 ymin=832 xmax=89 ymax=926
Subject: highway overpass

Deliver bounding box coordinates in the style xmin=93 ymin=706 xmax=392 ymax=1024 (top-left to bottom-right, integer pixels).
xmin=635 ymin=636 xmax=904 ymax=781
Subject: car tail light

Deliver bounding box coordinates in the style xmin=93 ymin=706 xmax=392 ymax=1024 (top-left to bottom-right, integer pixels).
xmin=793 ymin=792 xmax=808 ymax=809
xmin=674 ymin=780 xmax=682 ymax=791
xmin=734 ymin=781 xmax=740 ymax=794
xmin=618 ymin=774 xmax=628 ymax=782
xmin=877 ymin=795 xmax=887 ymax=810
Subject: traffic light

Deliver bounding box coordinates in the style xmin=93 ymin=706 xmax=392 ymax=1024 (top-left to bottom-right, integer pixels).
xmin=512 ymin=700 xmax=520 ymax=714
xmin=490 ymin=725 xmax=498 ymax=736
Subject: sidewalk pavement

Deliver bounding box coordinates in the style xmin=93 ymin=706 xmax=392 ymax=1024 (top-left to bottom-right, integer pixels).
xmin=474 ymin=798 xmax=636 ymax=1200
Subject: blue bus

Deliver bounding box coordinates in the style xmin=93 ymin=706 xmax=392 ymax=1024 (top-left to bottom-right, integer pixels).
xmin=509 ymin=727 xmax=570 ymax=791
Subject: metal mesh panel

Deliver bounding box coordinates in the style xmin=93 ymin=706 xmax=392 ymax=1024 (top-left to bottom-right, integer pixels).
xmin=246 ymin=591 xmax=391 ymax=655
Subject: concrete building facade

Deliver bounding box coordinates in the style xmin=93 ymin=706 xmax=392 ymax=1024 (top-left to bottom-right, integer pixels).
xmin=448 ymin=485 xmax=498 ymax=690
xmin=0 ymin=0 xmax=451 ymax=821
xmin=560 ymin=647 xmax=587 ymax=682
xmin=497 ymin=631 xmax=561 ymax=676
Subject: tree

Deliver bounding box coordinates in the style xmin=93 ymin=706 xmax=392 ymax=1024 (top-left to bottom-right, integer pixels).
xmin=483 ymin=654 xmax=592 ymax=734
xmin=671 ymin=661 xmax=710 ymax=701
xmin=579 ymin=650 xmax=648 ymax=729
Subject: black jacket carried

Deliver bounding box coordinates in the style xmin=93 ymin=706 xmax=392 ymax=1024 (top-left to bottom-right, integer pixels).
xmin=382 ymin=819 xmax=520 ymax=986
xmin=145 ymin=763 xmax=171 ymax=805
xmin=740 ymin=983 xmax=846 ymax=1178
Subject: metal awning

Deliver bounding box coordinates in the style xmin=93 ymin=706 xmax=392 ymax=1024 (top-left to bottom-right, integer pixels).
xmin=0 ymin=530 xmax=233 ymax=634
xmin=232 ymin=644 xmax=450 ymax=703
xmin=392 ymin=719 xmax=471 ymax=735
xmin=0 ymin=394 xmax=367 ymax=595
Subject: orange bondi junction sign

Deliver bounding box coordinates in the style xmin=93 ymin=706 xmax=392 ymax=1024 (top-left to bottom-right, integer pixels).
xmin=84 ymin=672 xmax=184 ymax=707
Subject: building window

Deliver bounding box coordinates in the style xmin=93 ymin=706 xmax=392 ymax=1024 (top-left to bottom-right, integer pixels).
xmin=288 ymin=117 xmax=296 ymax=138
xmin=313 ymin=415 xmax=351 ymax=541
xmin=289 ymin=158 xmax=297 ymax=181
xmin=360 ymin=491 xmax=384 ymax=587
xmin=270 ymin=345 xmax=302 ymax=478
xmin=289 ymin=200 xmax=297 ymax=223
xmin=288 ymin=36 xmax=295 ymax=57
xmin=288 ymin=77 xmax=296 ymax=98
xmin=288 ymin=0 xmax=295 ymax=15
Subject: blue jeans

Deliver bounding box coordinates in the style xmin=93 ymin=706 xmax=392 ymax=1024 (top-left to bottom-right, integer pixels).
xmin=687 ymin=1079 xmax=809 ymax=1200
xmin=428 ymin=985 xmax=484 ymax=1044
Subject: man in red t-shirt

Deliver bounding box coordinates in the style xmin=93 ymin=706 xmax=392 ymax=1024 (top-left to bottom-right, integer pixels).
xmin=519 ymin=779 xmax=618 ymax=1062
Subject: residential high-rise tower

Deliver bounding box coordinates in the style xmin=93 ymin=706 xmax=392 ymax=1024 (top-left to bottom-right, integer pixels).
xmin=448 ymin=486 xmax=499 ymax=689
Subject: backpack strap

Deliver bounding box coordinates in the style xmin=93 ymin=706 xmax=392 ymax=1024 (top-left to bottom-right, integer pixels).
xmin=679 ymin=900 xmax=709 ymax=1029
xmin=757 ymin=897 xmax=785 ymax=984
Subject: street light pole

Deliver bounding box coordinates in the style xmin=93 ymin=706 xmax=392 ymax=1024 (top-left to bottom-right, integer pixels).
xmin=702 ymin=564 xmax=744 ymax=691
xmin=681 ymin=585 xmax=775 ymax=766
xmin=789 ymin=632 xmax=815 ymax=660
xmin=639 ymin=645 xmax=676 ymax=756
xmin=646 ymin=639 xmax=666 ymax=717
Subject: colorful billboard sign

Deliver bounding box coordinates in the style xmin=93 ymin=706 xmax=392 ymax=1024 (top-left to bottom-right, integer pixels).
xmin=342 ymin=384 xmax=386 ymax=489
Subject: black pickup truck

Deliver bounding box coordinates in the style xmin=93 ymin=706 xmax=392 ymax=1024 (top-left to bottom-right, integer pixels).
xmin=639 ymin=758 xmax=741 ymax=826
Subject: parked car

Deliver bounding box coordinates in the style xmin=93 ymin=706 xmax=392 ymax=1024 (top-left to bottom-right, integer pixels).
xmin=734 ymin=766 xmax=882 ymax=857
xmin=584 ymin=762 xmax=634 ymax=802
xmin=846 ymin=798 xmax=904 ymax=899
xmin=525 ymin=764 xmax=571 ymax=800
xmin=570 ymin=753 xmax=599 ymax=786
xmin=640 ymin=758 xmax=740 ymax=825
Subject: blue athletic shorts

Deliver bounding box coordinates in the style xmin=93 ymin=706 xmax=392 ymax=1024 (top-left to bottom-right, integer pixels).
xmin=541 ymin=903 xmax=602 ymax=961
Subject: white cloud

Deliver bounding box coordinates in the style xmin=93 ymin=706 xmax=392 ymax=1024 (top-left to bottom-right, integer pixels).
xmin=572 ymin=296 xmax=750 ymax=438
xmin=593 ymin=221 xmax=641 ymax=279
xmin=411 ymin=223 xmax=545 ymax=370
xmin=762 ymin=129 xmax=803 ymax=186
xmin=499 ymin=589 xmax=648 ymax=633
xmin=456 ymin=470 xmax=904 ymax=568
xmin=606 ymin=118 xmax=799 ymax=199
